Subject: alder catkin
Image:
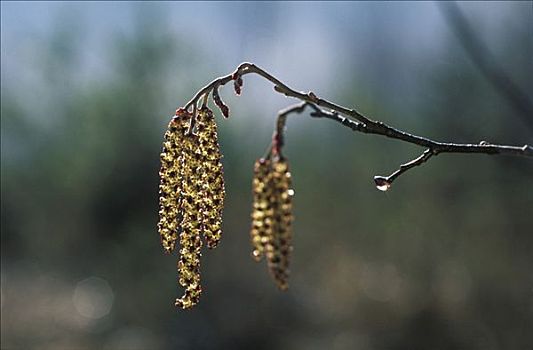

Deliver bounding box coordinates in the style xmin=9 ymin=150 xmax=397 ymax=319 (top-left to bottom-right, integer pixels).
xmin=250 ymin=158 xmax=274 ymax=261
xmin=175 ymin=133 xmax=204 ymax=309
xmin=157 ymin=111 xmax=190 ymax=253
xmin=266 ymin=158 xmax=294 ymax=290
xmin=196 ymin=107 xmax=225 ymax=249
xmin=249 ymin=156 xmax=294 ymax=290
xmin=157 ymin=105 xmax=228 ymax=309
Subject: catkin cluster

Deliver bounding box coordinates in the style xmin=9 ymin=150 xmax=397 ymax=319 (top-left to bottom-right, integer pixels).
xmin=250 ymin=156 xmax=294 ymax=290
xmin=157 ymin=106 xmax=225 ymax=309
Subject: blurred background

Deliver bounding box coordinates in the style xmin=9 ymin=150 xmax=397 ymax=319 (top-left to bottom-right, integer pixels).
xmin=1 ymin=2 xmax=532 ymax=349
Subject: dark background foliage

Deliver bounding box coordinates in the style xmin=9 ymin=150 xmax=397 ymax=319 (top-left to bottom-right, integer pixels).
xmin=1 ymin=2 xmax=532 ymax=349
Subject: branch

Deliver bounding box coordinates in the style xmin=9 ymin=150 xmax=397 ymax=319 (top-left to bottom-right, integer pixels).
xmin=183 ymin=63 xmax=532 ymax=189
xmin=308 ymin=106 xmax=532 ymax=154
xmin=272 ymin=102 xmax=309 ymax=158
xmin=373 ymin=149 xmax=434 ymax=191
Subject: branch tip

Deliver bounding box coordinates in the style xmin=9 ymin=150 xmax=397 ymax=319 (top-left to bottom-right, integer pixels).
xmin=373 ymin=176 xmax=392 ymax=192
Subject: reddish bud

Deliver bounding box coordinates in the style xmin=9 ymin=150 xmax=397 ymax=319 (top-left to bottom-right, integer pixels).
xmin=308 ymin=91 xmax=318 ymax=102
xmin=176 ymin=107 xmax=189 ymax=117
xmin=271 ymin=132 xmax=282 ymax=156
xmin=220 ymin=104 xmax=229 ymax=118
xmin=233 ymin=76 xmax=243 ymax=96
xmin=213 ymin=87 xmax=230 ymax=118
xmin=234 ymin=82 xmax=242 ymax=96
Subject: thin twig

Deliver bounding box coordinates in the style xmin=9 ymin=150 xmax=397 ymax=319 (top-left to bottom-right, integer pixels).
xmin=184 ymin=63 xmax=532 ymax=159
xmin=387 ymin=149 xmax=435 ymax=183
xmin=182 ymin=62 xmax=533 ymax=189
xmin=278 ymin=104 xmax=429 ymax=188
xmin=181 ymin=63 xmax=533 ymax=187
xmin=373 ymin=149 xmax=434 ymax=191
xmin=307 ymin=104 xmax=532 ymax=157
xmin=273 ymin=102 xmax=309 ymax=157
xmin=307 ymin=105 xmax=531 ymax=187
xmin=182 ymin=62 xmax=532 ymax=189
xmin=272 ymin=102 xmax=532 ymax=189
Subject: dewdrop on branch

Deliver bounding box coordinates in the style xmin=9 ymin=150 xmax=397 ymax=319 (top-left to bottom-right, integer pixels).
xmin=373 ymin=176 xmax=391 ymax=192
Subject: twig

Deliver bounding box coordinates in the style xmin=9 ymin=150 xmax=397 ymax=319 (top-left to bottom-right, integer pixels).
xmin=273 ymin=102 xmax=309 ymax=157
xmin=186 ymin=63 xmax=532 ymax=156
xmin=305 ymin=104 xmax=531 ymax=157
xmin=182 ymin=62 xmax=532 ymax=189
xmin=373 ymin=149 xmax=434 ymax=191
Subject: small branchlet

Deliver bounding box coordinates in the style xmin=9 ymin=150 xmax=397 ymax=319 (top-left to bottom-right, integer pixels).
xmin=374 ymin=149 xmax=435 ymax=191
xmin=158 ymin=63 xmax=532 ymax=309
xmin=232 ymin=71 xmax=243 ymax=96
xmin=212 ymin=85 xmax=229 ymax=118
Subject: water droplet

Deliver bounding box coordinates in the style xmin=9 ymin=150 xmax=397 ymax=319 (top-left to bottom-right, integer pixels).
xmin=374 ymin=176 xmax=391 ymax=192
xmin=287 ymin=189 xmax=295 ymax=196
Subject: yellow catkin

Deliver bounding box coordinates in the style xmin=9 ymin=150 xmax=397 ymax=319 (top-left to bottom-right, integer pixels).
xmin=158 ymin=106 xmax=227 ymax=308
xmin=196 ymin=107 xmax=225 ymax=249
xmin=250 ymin=156 xmax=295 ymax=290
xmin=250 ymin=159 xmax=274 ymax=261
xmin=266 ymin=158 xmax=294 ymax=290
xmin=175 ymin=134 xmax=204 ymax=309
xmin=157 ymin=112 xmax=190 ymax=253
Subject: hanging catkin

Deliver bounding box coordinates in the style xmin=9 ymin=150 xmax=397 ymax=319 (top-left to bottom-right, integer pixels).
xmin=250 ymin=156 xmax=294 ymax=290
xmin=196 ymin=107 xmax=225 ymax=249
xmin=157 ymin=112 xmax=190 ymax=253
xmin=175 ymin=132 xmax=204 ymax=309
xmin=158 ymin=106 xmax=226 ymax=309
xmin=250 ymin=158 xmax=274 ymax=261
xmin=266 ymin=158 xmax=294 ymax=290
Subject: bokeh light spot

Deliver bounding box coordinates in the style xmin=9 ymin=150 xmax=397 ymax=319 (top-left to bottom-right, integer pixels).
xmin=72 ymin=277 xmax=114 ymax=319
